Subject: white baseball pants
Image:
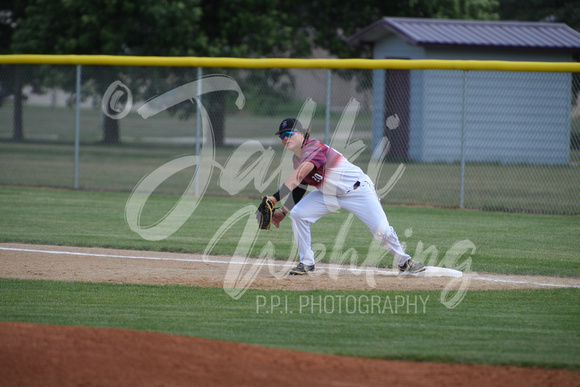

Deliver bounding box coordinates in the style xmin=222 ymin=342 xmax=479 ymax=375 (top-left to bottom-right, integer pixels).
xmin=289 ymin=178 xmax=411 ymax=267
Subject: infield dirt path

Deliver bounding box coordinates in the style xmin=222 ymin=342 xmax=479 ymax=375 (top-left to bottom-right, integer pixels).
xmin=1 ymin=243 xmax=579 ymax=386
xmin=2 ymin=243 xmax=579 ymax=291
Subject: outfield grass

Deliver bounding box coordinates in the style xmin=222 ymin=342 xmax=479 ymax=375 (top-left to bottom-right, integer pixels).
xmin=0 ymin=278 xmax=578 ymax=368
xmin=0 ymin=103 xmax=357 ymax=144
xmin=1 ymin=186 xmax=579 ymax=277
xmin=1 ymin=104 xmax=579 ymax=214
xmin=1 ymin=185 xmax=579 ymax=369
xmin=1 ymin=140 xmax=579 ymax=214
xmin=2 ymin=78 xmax=580 ymax=372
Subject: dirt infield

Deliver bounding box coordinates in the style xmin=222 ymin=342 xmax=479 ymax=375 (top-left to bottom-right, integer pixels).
xmin=1 ymin=243 xmax=579 ymax=386
xmin=2 ymin=243 xmax=579 ymax=291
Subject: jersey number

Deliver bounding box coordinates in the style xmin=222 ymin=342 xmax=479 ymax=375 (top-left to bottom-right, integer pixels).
xmin=312 ymin=173 xmax=323 ymax=183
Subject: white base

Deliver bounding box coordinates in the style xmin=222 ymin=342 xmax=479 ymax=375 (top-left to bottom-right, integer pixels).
xmin=373 ymin=266 xmax=463 ymax=278
xmin=417 ymin=266 xmax=462 ymax=278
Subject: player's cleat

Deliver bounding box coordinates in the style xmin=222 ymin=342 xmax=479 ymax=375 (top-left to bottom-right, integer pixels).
xmin=398 ymin=259 xmax=426 ymax=273
xmin=289 ymin=262 xmax=315 ymax=275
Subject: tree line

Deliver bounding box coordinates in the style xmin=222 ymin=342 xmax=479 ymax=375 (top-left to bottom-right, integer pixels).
xmin=0 ymin=0 xmax=577 ymax=143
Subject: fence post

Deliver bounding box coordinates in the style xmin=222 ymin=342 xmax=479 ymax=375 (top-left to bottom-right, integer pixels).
xmin=325 ymin=69 xmax=332 ymax=143
xmin=459 ymin=70 xmax=467 ymax=208
xmin=74 ymin=65 xmax=82 ymax=189
xmin=195 ymin=67 xmax=203 ymax=196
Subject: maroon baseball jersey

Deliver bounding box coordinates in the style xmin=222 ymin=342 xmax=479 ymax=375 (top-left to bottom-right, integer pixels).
xmin=292 ymin=139 xmax=363 ymax=193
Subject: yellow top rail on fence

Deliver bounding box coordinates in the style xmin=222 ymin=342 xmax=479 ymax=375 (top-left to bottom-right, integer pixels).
xmin=1 ymin=54 xmax=580 ymax=72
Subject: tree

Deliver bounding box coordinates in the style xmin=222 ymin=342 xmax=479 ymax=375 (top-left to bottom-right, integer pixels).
xmin=0 ymin=2 xmax=27 ymax=139
xmin=6 ymin=0 xmax=503 ymax=144
xmin=278 ymin=0 xmax=499 ymax=105
xmin=498 ymin=0 xmax=579 ymax=31
xmin=10 ymin=0 xmax=208 ymax=143
xmin=9 ymin=0 xmax=312 ymax=145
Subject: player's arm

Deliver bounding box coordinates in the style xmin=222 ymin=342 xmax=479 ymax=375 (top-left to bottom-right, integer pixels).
xmin=271 ymin=182 xmax=307 ymax=226
xmin=268 ymin=162 xmax=314 ymax=228
xmin=284 ymin=161 xmax=315 ymax=192
xmin=268 ymin=161 xmax=314 ymax=205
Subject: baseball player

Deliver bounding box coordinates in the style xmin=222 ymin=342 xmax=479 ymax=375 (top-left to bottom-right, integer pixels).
xmin=266 ymin=118 xmax=425 ymax=275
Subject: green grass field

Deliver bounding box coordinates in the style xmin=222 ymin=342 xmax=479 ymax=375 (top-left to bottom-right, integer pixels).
xmin=0 ymin=185 xmax=579 ymax=368
xmin=1 ymin=279 xmax=578 ymax=368
xmin=1 ymin=141 xmax=579 ymax=213
xmin=1 ymin=104 xmax=579 ymax=213
xmin=1 ymin=107 xmax=580 ymax=369
xmin=1 ymin=186 xmax=579 ymax=276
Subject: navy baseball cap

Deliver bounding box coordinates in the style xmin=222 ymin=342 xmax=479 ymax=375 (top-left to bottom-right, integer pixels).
xmin=275 ymin=118 xmax=303 ymax=135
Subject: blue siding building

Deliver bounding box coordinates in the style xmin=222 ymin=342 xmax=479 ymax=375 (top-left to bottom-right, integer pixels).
xmin=348 ymin=18 xmax=580 ymax=165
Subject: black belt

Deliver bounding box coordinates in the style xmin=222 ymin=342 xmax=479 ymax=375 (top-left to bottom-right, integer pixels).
xmin=353 ymin=181 xmax=360 ymax=190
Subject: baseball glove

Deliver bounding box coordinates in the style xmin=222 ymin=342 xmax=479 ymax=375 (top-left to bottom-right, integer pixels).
xmin=255 ymin=196 xmax=275 ymax=230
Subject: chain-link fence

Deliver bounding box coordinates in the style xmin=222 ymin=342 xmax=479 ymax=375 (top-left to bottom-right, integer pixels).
xmin=0 ymin=58 xmax=579 ymax=214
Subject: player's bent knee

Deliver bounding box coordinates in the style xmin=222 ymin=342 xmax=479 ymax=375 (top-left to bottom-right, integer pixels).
xmin=372 ymin=225 xmax=394 ymax=243
xmin=288 ymin=206 xmax=305 ymax=221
